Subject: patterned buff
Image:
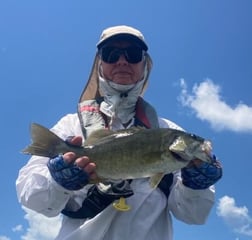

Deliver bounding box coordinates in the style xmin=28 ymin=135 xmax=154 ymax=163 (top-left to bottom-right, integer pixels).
xmin=98 ymin=76 xmax=146 ymax=125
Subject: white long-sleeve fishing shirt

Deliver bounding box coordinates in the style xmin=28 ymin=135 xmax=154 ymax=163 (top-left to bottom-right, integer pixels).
xmin=16 ymin=113 xmax=215 ymax=240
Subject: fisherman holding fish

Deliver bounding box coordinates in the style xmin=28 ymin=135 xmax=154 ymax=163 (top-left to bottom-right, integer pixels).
xmin=16 ymin=25 xmax=222 ymax=240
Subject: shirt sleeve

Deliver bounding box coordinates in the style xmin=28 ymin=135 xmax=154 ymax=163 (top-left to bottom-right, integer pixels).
xmin=16 ymin=114 xmax=87 ymax=217
xmin=168 ymin=172 xmax=215 ymax=224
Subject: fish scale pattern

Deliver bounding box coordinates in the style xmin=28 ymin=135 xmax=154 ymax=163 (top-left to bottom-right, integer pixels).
xmin=181 ymin=155 xmax=222 ymax=189
xmin=47 ymin=155 xmax=89 ymax=190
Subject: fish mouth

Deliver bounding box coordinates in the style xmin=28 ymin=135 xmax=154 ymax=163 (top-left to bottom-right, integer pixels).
xmin=170 ymin=152 xmax=190 ymax=163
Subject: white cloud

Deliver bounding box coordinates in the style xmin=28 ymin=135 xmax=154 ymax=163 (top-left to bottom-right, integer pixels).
xmin=0 ymin=236 xmax=11 ymax=240
xmin=178 ymin=79 xmax=252 ymax=132
xmin=217 ymin=195 xmax=252 ymax=236
xmin=12 ymin=224 xmax=23 ymax=232
xmin=21 ymin=207 xmax=62 ymax=240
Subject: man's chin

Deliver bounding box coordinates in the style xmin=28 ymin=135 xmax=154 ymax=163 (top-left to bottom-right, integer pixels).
xmin=112 ymin=75 xmax=134 ymax=85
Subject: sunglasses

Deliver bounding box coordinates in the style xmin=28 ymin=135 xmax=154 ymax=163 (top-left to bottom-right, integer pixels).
xmin=100 ymin=46 xmax=144 ymax=64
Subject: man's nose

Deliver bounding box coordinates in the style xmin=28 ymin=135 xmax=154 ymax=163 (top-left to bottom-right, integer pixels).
xmin=116 ymin=54 xmax=128 ymax=64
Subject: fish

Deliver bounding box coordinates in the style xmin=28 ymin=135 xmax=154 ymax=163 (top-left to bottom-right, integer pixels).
xmin=22 ymin=123 xmax=213 ymax=187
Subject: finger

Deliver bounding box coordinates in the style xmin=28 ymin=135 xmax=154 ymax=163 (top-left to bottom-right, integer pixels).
xmin=63 ymin=152 xmax=77 ymax=164
xmin=75 ymin=157 xmax=97 ymax=178
xmin=75 ymin=157 xmax=97 ymax=172
xmin=75 ymin=156 xmax=91 ymax=168
xmin=70 ymin=136 xmax=83 ymax=146
xmin=83 ymin=162 xmax=96 ymax=175
xmin=66 ymin=136 xmax=83 ymax=146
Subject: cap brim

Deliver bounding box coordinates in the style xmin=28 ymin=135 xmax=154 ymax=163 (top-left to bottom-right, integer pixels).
xmin=97 ymin=34 xmax=148 ymax=51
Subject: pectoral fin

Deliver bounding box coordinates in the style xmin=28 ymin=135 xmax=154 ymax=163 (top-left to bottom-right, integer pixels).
xmin=149 ymin=173 xmax=165 ymax=188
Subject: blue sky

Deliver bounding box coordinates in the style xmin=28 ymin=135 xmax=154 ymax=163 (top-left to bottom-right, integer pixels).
xmin=1 ymin=0 xmax=252 ymax=239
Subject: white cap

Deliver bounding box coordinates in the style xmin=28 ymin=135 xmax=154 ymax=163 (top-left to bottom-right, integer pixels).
xmin=97 ymin=25 xmax=148 ymax=50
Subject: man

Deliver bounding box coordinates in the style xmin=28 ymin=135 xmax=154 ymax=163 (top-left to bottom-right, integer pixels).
xmin=16 ymin=25 xmax=222 ymax=240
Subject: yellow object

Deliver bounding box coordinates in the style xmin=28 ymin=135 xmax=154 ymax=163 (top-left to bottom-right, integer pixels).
xmin=113 ymin=197 xmax=131 ymax=211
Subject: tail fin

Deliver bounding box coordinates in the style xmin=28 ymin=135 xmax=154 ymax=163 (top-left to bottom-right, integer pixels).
xmin=22 ymin=123 xmax=66 ymax=158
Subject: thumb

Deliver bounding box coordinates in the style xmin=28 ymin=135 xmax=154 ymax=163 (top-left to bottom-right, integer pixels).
xmin=66 ymin=136 xmax=83 ymax=146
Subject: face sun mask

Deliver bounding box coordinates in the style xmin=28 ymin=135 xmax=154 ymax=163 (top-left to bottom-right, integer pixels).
xmin=98 ymin=76 xmax=145 ymax=125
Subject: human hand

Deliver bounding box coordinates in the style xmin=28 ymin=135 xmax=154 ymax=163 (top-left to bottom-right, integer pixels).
xmin=47 ymin=136 xmax=97 ymax=190
xmin=181 ymin=155 xmax=222 ymax=190
xmin=64 ymin=136 xmax=97 ymax=181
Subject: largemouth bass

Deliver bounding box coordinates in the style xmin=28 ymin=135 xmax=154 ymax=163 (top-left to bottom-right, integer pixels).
xmin=22 ymin=123 xmax=213 ymax=187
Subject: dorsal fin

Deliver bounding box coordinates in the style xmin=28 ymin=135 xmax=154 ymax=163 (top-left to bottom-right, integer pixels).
xmin=84 ymin=127 xmax=144 ymax=146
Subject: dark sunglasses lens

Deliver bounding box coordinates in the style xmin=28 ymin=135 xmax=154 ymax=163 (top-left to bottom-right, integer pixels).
xmin=101 ymin=47 xmax=143 ymax=64
xmin=125 ymin=47 xmax=143 ymax=63
xmin=101 ymin=47 xmax=120 ymax=63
